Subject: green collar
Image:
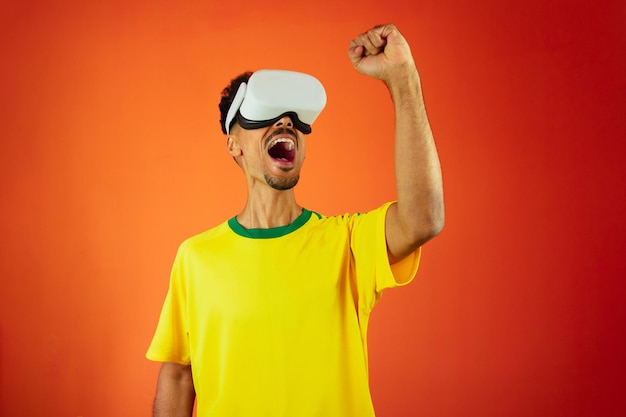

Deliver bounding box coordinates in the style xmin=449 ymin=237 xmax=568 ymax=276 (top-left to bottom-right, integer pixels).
xmin=228 ymin=209 xmax=312 ymax=239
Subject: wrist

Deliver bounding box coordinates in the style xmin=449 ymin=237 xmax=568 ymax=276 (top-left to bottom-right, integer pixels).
xmin=385 ymin=65 xmax=422 ymax=101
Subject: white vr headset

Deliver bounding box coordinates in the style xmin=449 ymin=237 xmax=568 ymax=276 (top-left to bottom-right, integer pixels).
xmin=225 ymin=69 xmax=327 ymax=135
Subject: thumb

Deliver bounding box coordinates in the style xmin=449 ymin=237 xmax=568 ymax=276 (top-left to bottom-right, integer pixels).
xmin=348 ymin=45 xmax=365 ymax=65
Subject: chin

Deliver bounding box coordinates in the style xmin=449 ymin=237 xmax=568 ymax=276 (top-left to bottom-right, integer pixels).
xmin=264 ymin=173 xmax=299 ymax=191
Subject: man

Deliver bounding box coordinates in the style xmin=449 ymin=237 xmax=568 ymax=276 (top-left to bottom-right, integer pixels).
xmin=147 ymin=23 xmax=444 ymax=417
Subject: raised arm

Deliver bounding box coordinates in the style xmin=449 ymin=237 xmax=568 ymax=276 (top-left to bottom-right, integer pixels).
xmin=348 ymin=24 xmax=444 ymax=263
xmin=153 ymin=362 xmax=196 ymax=417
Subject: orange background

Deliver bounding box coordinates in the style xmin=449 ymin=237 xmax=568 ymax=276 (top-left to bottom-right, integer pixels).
xmin=1 ymin=0 xmax=624 ymax=416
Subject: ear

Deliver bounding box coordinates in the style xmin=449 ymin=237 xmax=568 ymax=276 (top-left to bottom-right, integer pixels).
xmin=227 ymin=136 xmax=242 ymax=157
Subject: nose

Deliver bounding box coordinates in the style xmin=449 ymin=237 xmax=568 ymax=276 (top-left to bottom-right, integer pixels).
xmin=273 ymin=115 xmax=294 ymax=129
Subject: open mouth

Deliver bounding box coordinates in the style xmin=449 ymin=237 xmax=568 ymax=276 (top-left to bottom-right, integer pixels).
xmin=268 ymin=138 xmax=296 ymax=163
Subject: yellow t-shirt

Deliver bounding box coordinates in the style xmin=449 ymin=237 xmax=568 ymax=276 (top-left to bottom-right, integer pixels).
xmin=147 ymin=202 xmax=421 ymax=417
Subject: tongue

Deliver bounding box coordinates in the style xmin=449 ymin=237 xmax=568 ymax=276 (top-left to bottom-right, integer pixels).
xmin=269 ymin=142 xmax=295 ymax=162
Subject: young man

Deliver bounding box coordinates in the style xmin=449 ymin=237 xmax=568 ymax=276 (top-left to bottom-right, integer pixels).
xmin=147 ymin=23 xmax=444 ymax=417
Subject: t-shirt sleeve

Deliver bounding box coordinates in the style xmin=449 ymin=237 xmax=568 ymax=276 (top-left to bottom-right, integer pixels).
xmin=146 ymin=244 xmax=191 ymax=364
xmin=349 ymin=202 xmax=421 ymax=312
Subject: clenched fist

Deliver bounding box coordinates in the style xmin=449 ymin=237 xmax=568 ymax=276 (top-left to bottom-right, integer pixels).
xmin=348 ymin=24 xmax=418 ymax=87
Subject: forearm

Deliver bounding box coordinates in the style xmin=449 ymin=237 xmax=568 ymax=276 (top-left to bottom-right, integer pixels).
xmin=348 ymin=24 xmax=445 ymax=260
xmin=153 ymin=363 xmax=196 ymax=417
xmin=386 ymin=66 xmax=444 ymax=257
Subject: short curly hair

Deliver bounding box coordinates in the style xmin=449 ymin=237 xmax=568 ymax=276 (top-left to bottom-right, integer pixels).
xmin=218 ymin=71 xmax=253 ymax=134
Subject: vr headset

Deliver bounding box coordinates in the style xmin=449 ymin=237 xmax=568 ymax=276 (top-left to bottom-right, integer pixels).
xmin=225 ymin=69 xmax=327 ymax=135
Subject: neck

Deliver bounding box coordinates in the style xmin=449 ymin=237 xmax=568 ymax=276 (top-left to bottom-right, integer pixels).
xmin=237 ymin=188 xmax=302 ymax=229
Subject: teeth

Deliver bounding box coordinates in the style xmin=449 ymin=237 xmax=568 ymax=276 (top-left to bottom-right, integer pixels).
xmin=269 ymin=138 xmax=295 ymax=150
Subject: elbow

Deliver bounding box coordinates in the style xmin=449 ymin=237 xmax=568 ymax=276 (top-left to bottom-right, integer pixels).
xmin=421 ymin=214 xmax=445 ymax=243
xmin=411 ymin=206 xmax=445 ymax=246
xmin=430 ymin=204 xmax=446 ymax=237
xmin=427 ymin=197 xmax=446 ymax=238
xmin=429 ymin=216 xmax=445 ymax=239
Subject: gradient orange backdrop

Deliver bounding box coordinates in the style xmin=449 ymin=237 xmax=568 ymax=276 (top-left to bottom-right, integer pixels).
xmin=1 ymin=1 xmax=624 ymax=416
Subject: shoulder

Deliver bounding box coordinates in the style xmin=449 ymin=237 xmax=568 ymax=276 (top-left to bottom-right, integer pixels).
xmin=299 ymin=204 xmax=393 ymax=245
xmin=305 ymin=210 xmax=351 ymax=230
xmin=177 ymin=221 xmax=232 ymax=254
xmin=309 ymin=202 xmax=394 ymax=228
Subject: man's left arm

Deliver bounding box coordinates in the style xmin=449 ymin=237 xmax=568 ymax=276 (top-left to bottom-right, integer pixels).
xmin=348 ymin=24 xmax=445 ymax=264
